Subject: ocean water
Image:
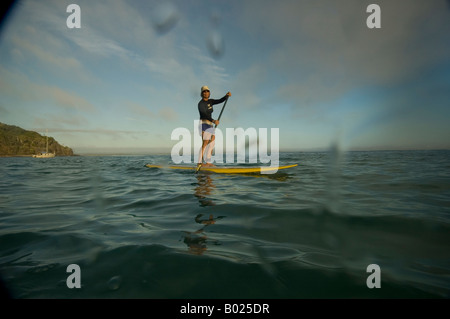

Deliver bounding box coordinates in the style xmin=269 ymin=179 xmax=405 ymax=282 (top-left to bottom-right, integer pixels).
xmin=0 ymin=151 xmax=449 ymax=299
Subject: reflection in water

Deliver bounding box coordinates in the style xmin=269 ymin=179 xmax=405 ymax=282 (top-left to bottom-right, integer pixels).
xmin=184 ymin=174 xmax=224 ymax=254
xmin=182 ymin=214 xmax=224 ymax=255
xmin=242 ymin=172 xmax=291 ymax=181
xmin=185 ymin=170 xmax=292 ymax=255
xmin=194 ymin=174 xmax=216 ymax=207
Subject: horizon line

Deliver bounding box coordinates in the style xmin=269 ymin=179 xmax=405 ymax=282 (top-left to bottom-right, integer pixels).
xmin=72 ymin=146 xmax=450 ymax=156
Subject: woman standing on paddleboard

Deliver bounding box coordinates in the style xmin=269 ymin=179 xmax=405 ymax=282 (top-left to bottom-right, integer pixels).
xmin=197 ymin=85 xmax=231 ymax=169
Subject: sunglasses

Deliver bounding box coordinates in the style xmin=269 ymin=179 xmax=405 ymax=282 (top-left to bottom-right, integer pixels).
xmin=202 ymin=90 xmax=210 ymax=93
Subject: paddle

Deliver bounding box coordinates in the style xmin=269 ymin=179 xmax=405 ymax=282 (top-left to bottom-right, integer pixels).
xmin=215 ymin=95 xmax=229 ymax=128
xmin=196 ymin=95 xmax=229 ymax=173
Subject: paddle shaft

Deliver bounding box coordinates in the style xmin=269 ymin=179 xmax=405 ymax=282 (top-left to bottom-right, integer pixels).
xmin=215 ymin=96 xmax=229 ymax=128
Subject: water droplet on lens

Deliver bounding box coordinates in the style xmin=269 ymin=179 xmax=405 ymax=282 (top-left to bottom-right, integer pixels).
xmin=107 ymin=275 xmax=122 ymax=291
xmin=210 ymin=10 xmax=221 ymax=27
xmin=322 ymin=232 xmax=340 ymax=249
xmin=207 ymin=30 xmax=225 ymax=59
xmin=152 ymin=2 xmax=179 ymax=34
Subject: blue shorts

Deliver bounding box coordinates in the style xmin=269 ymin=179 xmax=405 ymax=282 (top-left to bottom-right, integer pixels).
xmin=201 ymin=123 xmax=214 ymax=133
xmin=200 ymin=123 xmax=215 ymax=140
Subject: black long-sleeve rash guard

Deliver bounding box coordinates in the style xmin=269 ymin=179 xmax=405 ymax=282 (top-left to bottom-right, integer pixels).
xmin=198 ymin=95 xmax=227 ymax=122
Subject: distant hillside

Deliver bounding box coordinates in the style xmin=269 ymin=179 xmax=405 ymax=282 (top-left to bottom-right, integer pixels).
xmin=0 ymin=122 xmax=74 ymax=156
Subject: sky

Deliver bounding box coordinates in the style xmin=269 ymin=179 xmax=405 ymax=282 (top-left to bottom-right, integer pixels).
xmin=0 ymin=0 xmax=449 ymax=154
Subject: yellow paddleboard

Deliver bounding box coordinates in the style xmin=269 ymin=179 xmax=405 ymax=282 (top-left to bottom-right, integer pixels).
xmin=145 ymin=164 xmax=298 ymax=174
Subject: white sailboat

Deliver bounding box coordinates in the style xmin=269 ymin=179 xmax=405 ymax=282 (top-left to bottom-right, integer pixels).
xmin=33 ymin=129 xmax=55 ymax=158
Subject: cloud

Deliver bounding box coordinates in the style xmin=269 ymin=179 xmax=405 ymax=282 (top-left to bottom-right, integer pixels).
xmin=126 ymin=101 xmax=155 ymax=119
xmin=228 ymin=64 xmax=266 ymax=110
xmin=35 ymin=128 xmax=148 ymax=135
xmin=0 ymin=1 xmax=100 ymax=86
xmin=9 ymin=33 xmax=83 ymax=71
xmin=46 ymin=86 xmax=95 ymax=112
xmin=158 ymin=106 xmax=178 ymax=121
xmin=180 ymin=42 xmax=229 ymax=92
xmin=144 ymin=54 xmax=186 ymax=79
xmin=0 ymin=66 xmax=95 ymax=112
xmin=62 ymin=2 xmax=223 ymax=97
xmin=7 ymin=0 xmax=154 ymax=71
xmin=124 ymin=101 xmax=178 ymax=124
xmin=69 ymin=30 xmax=133 ymax=59
xmin=4 ymin=0 xmax=230 ymax=107
xmin=238 ymin=0 xmax=450 ymax=106
xmin=0 ymin=104 xmax=9 ymax=116
xmin=33 ymin=114 xmax=88 ymax=129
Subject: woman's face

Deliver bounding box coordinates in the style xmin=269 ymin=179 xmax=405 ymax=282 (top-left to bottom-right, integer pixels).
xmin=202 ymin=90 xmax=210 ymax=99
